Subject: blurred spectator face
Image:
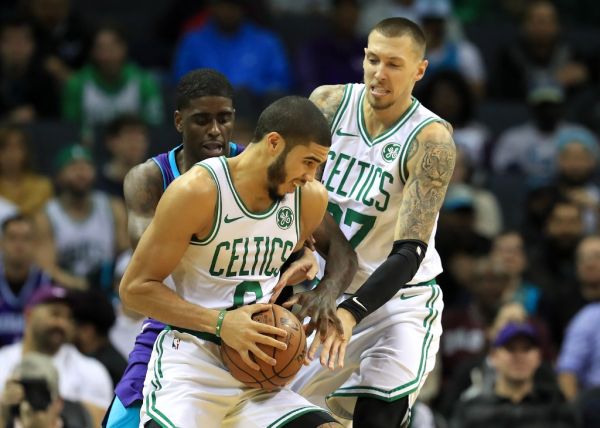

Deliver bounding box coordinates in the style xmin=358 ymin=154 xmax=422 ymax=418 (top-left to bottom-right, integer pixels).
xmin=333 ymin=0 xmax=359 ymax=36
xmin=1 ymin=218 xmax=36 ymax=269
xmin=421 ymin=17 xmax=446 ymax=48
xmin=108 ymin=125 xmax=149 ymax=166
xmin=27 ymin=302 xmax=73 ymax=354
xmin=0 ymin=128 xmax=28 ymax=175
xmin=492 ymin=233 xmax=527 ymax=278
xmin=450 ymin=148 xmax=470 ymax=184
xmin=363 ymin=31 xmax=427 ymax=111
xmin=558 ymin=142 xmax=597 ymax=186
xmin=211 ymin=1 xmax=244 ymax=33
xmin=57 ymin=160 xmax=95 ymax=197
xmin=577 ymin=236 xmax=600 ymax=300
xmin=524 ymin=0 xmax=559 ymax=45
xmin=532 ymin=101 xmax=563 ymax=132
xmin=175 ymin=96 xmax=235 ymax=160
xmin=471 ymin=258 xmax=512 ymax=311
xmin=0 ymin=23 xmax=34 ymax=69
xmin=491 ymin=336 xmax=541 ymax=383
xmin=545 ymin=202 xmax=583 ymax=247
xmin=31 ymin=0 xmax=70 ymax=29
xmin=92 ymin=29 xmax=127 ymax=76
xmin=429 ymin=81 xmax=463 ymax=125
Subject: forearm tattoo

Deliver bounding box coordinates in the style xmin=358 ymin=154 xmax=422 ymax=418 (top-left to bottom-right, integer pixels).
xmin=397 ymin=132 xmax=456 ymax=242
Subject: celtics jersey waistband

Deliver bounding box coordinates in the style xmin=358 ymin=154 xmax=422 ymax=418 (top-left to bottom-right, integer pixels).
xmin=166 ymin=325 xmax=221 ymax=345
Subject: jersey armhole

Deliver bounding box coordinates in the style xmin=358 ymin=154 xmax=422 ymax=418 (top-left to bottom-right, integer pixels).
xmin=151 ymin=158 xmax=167 ymax=191
xmin=189 ymin=164 xmax=221 ymax=246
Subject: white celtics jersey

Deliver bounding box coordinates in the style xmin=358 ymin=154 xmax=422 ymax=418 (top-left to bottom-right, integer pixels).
xmin=165 ymin=156 xmax=300 ymax=310
xmin=324 ymin=83 xmax=443 ymax=293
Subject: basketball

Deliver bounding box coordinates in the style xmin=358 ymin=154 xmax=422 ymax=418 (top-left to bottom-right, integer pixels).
xmin=220 ymin=305 xmax=307 ymax=390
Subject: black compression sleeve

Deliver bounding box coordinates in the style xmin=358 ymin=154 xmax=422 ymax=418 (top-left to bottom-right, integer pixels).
xmin=338 ymin=239 xmax=427 ymax=324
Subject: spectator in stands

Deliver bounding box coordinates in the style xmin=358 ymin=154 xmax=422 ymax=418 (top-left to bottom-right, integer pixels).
xmin=445 ymin=148 xmax=502 ymax=239
xmin=450 ymin=322 xmax=577 ymax=428
xmin=491 ymin=0 xmax=589 ymax=100
xmin=0 ymin=286 xmax=113 ymax=426
xmin=556 ymin=235 xmax=600 ymax=402
xmin=491 ymin=80 xmax=583 ymax=185
xmin=527 ymin=198 xmax=584 ymax=295
xmin=441 ymin=257 xmax=512 ymax=381
xmin=420 ymin=70 xmax=490 ymax=168
xmin=62 ymin=24 xmax=163 ymax=131
xmin=491 ymin=231 xmax=543 ymax=315
xmin=97 ymin=114 xmax=149 ymax=198
xmin=554 ymin=127 xmax=600 ymax=234
xmin=0 ymin=215 xmax=51 ymax=348
xmin=0 ymin=353 xmax=93 ymax=428
xmin=0 ymin=124 xmax=53 ymax=216
xmin=70 ymin=289 xmax=126 ymax=387
xmin=358 ymin=0 xmax=421 ymax=37
xmin=25 ymin=0 xmax=89 ymax=83
xmin=416 ymin=0 xmax=486 ymax=98
xmin=35 ymin=145 xmax=128 ymax=290
xmin=295 ymin=0 xmax=364 ymax=96
xmin=173 ymin=0 xmax=291 ymax=97
xmin=0 ymin=16 xmax=60 ymax=122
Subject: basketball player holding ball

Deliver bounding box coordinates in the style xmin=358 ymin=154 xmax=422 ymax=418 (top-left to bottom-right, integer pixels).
xmin=119 ymin=96 xmax=343 ymax=428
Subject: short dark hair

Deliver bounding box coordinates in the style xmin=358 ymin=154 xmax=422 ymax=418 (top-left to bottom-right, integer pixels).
xmin=1 ymin=214 xmax=30 ymax=234
xmin=0 ymin=123 xmax=32 ymax=173
xmin=70 ymin=289 xmax=115 ymax=336
xmin=175 ymin=69 xmax=234 ymax=110
xmin=0 ymin=15 xmax=32 ymax=36
xmin=105 ymin=114 xmax=147 ymax=139
xmin=371 ymin=17 xmax=427 ymax=57
xmin=252 ymin=96 xmax=331 ymax=148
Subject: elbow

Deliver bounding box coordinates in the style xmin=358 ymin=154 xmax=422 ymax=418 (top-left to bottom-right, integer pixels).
xmin=119 ymin=278 xmax=144 ymax=311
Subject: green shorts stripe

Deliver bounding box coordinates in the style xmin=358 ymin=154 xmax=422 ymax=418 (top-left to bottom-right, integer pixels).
xmin=267 ymin=406 xmax=327 ymax=428
xmin=328 ymin=284 xmax=441 ymax=402
xmin=146 ymin=330 xmax=177 ymax=428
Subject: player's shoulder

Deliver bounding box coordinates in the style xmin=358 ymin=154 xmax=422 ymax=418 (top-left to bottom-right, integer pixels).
xmin=309 ymin=84 xmax=346 ymax=107
xmin=123 ymin=159 xmax=164 ymax=207
xmin=299 ymin=181 xmax=328 ymax=212
xmin=166 ymin=163 xmax=218 ymax=201
xmin=415 ymin=120 xmax=456 ymax=152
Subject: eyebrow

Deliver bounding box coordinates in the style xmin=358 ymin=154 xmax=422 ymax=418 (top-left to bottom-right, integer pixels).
xmin=304 ymin=156 xmax=324 ymax=163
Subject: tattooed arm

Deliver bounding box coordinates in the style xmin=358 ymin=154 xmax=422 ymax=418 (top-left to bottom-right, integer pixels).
xmin=336 ymin=122 xmax=455 ymax=331
xmin=395 ymin=122 xmax=456 ymax=242
xmin=309 ymin=85 xmax=345 ymax=128
xmin=123 ymin=160 xmax=165 ymax=249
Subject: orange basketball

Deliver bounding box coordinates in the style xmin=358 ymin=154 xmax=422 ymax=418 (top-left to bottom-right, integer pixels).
xmin=221 ymin=305 xmax=307 ymax=390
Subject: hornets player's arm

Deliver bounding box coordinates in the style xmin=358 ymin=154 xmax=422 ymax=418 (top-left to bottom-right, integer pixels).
xmin=123 ymin=160 xmax=164 ymax=249
xmin=119 ymin=167 xmax=289 ymax=370
xmin=338 ymin=122 xmax=456 ymax=325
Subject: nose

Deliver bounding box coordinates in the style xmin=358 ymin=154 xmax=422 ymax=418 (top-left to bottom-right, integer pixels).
xmin=207 ymin=119 xmax=221 ymax=137
xmin=374 ymin=63 xmax=386 ymax=81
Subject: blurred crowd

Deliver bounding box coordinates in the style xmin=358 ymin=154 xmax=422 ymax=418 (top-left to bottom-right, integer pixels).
xmin=0 ymin=0 xmax=599 ymax=427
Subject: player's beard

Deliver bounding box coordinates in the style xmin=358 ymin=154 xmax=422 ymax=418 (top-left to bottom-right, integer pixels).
xmin=267 ymin=150 xmax=288 ymax=202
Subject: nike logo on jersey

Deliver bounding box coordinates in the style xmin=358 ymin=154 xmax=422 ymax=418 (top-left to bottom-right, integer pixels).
xmin=335 ymin=128 xmax=358 ymax=137
xmin=400 ymin=294 xmax=418 ymax=300
xmin=352 ymin=296 xmax=367 ymax=311
xmin=224 ymin=215 xmax=243 ymax=223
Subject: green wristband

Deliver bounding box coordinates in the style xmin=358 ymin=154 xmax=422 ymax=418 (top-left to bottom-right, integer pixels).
xmin=215 ymin=310 xmax=226 ymax=338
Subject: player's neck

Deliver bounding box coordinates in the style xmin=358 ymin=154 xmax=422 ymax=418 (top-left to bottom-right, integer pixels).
xmin=362 ymin=95 xmax=413 ymax=137
xmin=226 ymin=145 xmax=276 ymax=212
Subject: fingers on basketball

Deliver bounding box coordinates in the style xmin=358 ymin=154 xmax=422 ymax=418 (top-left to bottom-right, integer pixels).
xmin=220 ymin=305 xmax=307 ymax=391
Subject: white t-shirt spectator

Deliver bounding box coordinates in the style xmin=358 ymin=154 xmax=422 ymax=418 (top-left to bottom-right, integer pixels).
xmin=0 ymin=342 xmax=113 ymax=408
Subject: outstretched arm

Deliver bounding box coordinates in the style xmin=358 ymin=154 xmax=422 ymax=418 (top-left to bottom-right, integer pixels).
xmin=338 ymin=122 xmax=455 ymax=325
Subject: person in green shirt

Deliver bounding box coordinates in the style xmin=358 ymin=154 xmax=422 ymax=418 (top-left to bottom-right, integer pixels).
xmin=62 ymin=24 xmax=163 ymax=132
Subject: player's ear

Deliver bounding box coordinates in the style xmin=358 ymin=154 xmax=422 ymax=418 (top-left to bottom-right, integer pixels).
xmin=265 ymin=132 xmax=285 ymax=155
xmin=174 ymin=110 xmax=183 ymax=133
xmin=415 ymin=59 xmax=428 ymax=82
